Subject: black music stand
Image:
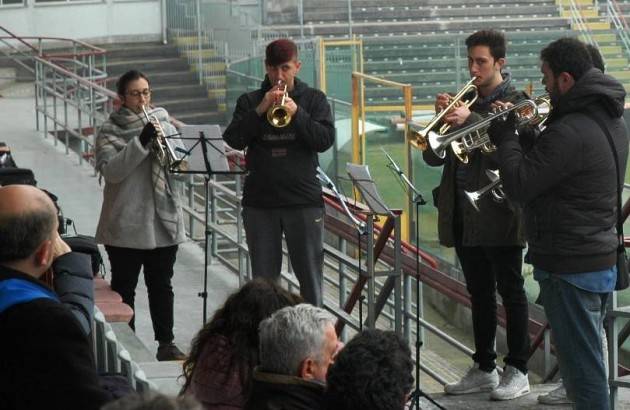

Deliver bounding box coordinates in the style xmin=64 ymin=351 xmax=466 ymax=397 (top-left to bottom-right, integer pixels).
xmin=382 ymin=148 xmax=445 ymax=410
xmin=346 ymin=163 xmax=406 ymax=334
xmin=174 ymin=124 xmax=245 ymax=323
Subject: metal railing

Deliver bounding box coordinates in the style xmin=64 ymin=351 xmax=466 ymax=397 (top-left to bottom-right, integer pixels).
xmin=605 ymin=0 xmax=630 ymax=60
xmin=560 ymin=0 xmax=601 ymax=49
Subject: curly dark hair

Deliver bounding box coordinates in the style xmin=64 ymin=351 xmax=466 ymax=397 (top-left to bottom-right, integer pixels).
xmin=540 ymin=37 xmax=593 ymax=82
xmin=180 ymin=278 xmax=302 ymax=397
xmin=325 ymin=329 xmax=414 ymax=410
xmin=465 ymin=29 xmax=506 ymax=61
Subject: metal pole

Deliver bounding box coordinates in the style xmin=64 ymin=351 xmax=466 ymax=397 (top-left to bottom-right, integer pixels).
xmin=347 ymin=0 xmax=353 ymax=37
xmin=161 ymin=0 xmax=168 ymax=45
xmin=366 ymin=216 xmax=375 ymax=329
xmin=195 ymin=0 xmax=204 ymax=85
xmin=299 ymin=0 xmax=304 ymax=38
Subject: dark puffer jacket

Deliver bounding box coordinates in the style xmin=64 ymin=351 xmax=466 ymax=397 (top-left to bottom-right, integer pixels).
xmin=423 ymin=73 xmax=527 ymax=248
xmin=244 ymin=369 xmax=326 ymax=410
xmin=498 ymin=68 xmax=629 ymax=273
xmin=223 ymin=76 xmax=335 ymax=208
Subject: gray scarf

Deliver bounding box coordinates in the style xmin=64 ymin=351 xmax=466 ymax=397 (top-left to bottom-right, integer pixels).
xmin=96 ymin=106 xmax=181 ymax=240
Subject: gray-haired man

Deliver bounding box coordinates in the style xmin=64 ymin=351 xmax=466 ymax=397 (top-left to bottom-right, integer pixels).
xmin=244 ymin=304 xmax=341 ymax=410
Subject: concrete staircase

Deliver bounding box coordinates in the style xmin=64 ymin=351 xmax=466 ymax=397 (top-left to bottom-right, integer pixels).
xmin=102 ymin=42 xmax=226 ymax=125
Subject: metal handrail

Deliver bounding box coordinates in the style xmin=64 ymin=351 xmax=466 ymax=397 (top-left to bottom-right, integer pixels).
xmin=562 ymin=0 xmax=601 ymax=49
xmin=606 ymin=0 xmax=630 ymax=60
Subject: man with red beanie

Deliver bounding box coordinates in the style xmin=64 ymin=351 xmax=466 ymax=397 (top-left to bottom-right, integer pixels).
xmin=223 ymin=39 xmax=335 ymax=306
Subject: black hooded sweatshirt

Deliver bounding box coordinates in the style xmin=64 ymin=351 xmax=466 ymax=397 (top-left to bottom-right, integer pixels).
xmin=498 ymin=68 xmax=629 ymax=273
xmin=223 ymin=76 xmax=335 ymax=208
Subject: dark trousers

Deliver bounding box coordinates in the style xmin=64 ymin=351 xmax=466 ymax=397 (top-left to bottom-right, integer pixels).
xmin=243 ymin=206 xmax=324 ymax=306
xmin=105 ymin=245 xmax=178 ymax=343
xmin=455 ymin=243 xmax=531 ymax=373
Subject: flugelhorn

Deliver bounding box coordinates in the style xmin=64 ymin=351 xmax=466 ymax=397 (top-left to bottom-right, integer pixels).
xmin=408 ymin=77 xmax=478 ymax=151
xmin=267 ymin=80 xmax=292 ymax=128
xmin=142 ymin=106 xmax=188 ymax=172
xmin=426 ymin=98 xmax=541 ymax=162
xmin=464 ymin=169 xmax=505 ymax=212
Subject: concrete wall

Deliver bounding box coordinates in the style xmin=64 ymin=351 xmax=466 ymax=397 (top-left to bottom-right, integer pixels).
xmin=0 ymin=0 xmax=163 ymax=44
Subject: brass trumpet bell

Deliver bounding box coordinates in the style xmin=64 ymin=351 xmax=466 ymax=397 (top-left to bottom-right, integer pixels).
xmin=267 ymin=81 xmax=292 ymax=128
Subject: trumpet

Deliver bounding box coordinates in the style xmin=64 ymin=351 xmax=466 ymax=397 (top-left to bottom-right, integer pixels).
xmin=426 ymin=98 xmax=543 ymax=163
xmin=408 ymin=77 xmax=478 ymax=151
xmin=142 ymin=106 xmax=188 ymax=172
xmin=267 ymin=80 xmax=292 ymax=128
xmin=464 ymin=169 xmax=505 ymax=212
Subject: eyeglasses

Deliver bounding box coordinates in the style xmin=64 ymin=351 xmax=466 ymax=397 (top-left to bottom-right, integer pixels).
xmin=126 ymin=89 xmax=151 ymax=98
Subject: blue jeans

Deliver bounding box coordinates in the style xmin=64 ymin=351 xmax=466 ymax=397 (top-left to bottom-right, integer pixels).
xmin=537 ymin=270 xmax=610 ymax=410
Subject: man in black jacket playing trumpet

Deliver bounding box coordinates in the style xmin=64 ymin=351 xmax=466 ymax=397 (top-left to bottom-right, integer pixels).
xmin=423 ymin=29 xmax=531 ymax=401
xmin=223 ymin=39 xmax=335 ymax=306
xmin=489 ymin=37 xmax=629 ymax=410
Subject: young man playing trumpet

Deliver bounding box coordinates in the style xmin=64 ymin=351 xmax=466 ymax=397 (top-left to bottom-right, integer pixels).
xmin=422 ymin=30 xmax=531 ymax=400
xmin=95 ymin=70 xmax=187 ymax=361
xmin=223 ymin=39 xmax=335 ymax=306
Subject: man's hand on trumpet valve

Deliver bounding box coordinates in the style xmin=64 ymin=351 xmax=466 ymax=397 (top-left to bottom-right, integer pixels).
xmin=444 ymin=103 xmax=471 ymax=127
xmin=435 ymin=93 xmax=451 ymax=112
xmin=139 ymin=121 xmax=157 ymax=147
xmin=487 ymin=110 xmax=518 ymax=147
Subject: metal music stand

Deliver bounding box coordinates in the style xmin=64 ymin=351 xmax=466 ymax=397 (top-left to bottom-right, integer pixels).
xmin=345 ymin=163 xmax=403 ymax=333
xmin=174 ymin=124 xmax=245 ymax=323
xmin=381 ymin=149 xmax=446 ymax=410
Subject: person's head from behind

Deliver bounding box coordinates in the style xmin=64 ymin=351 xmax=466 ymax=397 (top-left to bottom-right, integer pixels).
xmin=182 ymin=278 xmax=303 ymax=391
xmin=117 ymin=70 xmax=151 ymax=114
xmin=259 ymin=303 xmax=339 ymax=382
xmin=465 ymin=29 xmax=506 ymax=90
xmin=0 ymin=185 xmax=59 ymax=277
xmin=102 ymin=392 xmax=202 ymax=410
xmin=586 ymin=43 xmax=605 ymax=72
xmin=540 ymin=37 xmax=593 ymax=105
xmin=265 ymin=38 xmax=301 ymax=91
xmin=325 ymin=329 xmax=413 ymax=410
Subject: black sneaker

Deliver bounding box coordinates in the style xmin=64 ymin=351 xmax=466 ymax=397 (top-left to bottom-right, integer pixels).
xmin=156 ymin=343 xmax=186 ymax=361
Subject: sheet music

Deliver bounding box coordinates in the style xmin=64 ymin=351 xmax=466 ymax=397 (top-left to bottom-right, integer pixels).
xmin=346 ymin=163 xmax=392 ymax=215
xmin=179 ymin=125 xmax=230 ymax=173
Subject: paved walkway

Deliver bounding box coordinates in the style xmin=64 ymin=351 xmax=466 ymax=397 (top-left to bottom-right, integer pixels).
xmin=0 ymin=91 xmax=239 ymax=362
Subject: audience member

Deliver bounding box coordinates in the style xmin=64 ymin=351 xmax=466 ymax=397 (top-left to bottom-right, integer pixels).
xmin=103 ymin=392 xmax=202 ymax=410
xmin=0 ymin=184 xmax=113 ymax=410
xmin=325 ymin=329 xmax=414 ymax=410
xmin=181 ymin=278 xmax=303 ymax=409
xmin=245 ymin=304 xmax=340 ymax=410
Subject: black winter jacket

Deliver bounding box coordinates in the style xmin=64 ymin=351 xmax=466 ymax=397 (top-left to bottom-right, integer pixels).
xmin=223 ymin=76 xmax=335 ymax=208
xmin=498 ymin=68 xmax=629 ymax=273
xmin=244 ymin=369 xmax=326 ymax=410
xmin=0 ymin=253 xmax=112 ymax=410
xmin=423 ymin=73 xmax=527 ymax=247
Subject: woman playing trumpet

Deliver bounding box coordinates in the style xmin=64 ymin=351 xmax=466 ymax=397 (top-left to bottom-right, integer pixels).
xmin=95 ymin=69 xmax=187 ymax=361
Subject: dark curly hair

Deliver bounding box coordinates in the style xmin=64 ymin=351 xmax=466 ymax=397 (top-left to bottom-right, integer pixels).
xmin=540 ymin=37 xmax=593 ymax=82
xmin=325 ymin=329 xmax=414 ymax=410
xmin=180 ymin=279 xmax=302 ymax=397
xmin=116 ymin=70 xmax=150 ymax=97
xmin=465 ymin=29 xmax=506 ymax=61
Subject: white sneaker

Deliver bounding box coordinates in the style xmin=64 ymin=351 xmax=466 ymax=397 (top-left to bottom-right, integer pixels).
xmin=537 ymin=384 xmax=573 ymax=405
xmin=444 ymin=363 xmax=499 ymax=395
xmin=490 ymin=365 xmax=530 ymax=400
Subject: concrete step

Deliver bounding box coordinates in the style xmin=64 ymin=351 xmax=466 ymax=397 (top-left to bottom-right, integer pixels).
xmin=159 ymin=97 xmax=218 ymax=113
xmin=174 ymin=110 xmax=226 ymax=125
xmin=151 ymin=83 xmax=208 ymax=100
xmin=107 ymin=58 xmax=191 ymax=76
xmin=103 ymin=43 xmax=181 ymax=61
